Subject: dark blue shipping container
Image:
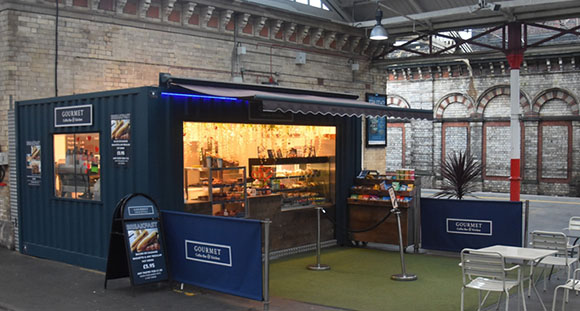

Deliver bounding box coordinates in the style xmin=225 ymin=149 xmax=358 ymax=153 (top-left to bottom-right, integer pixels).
xmin=16 ymin=74 xmax=426 ymax=271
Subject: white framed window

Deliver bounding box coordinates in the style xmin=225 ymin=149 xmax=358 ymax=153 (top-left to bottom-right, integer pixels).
xmin=54 ymin=133 xmax=101 ymax=200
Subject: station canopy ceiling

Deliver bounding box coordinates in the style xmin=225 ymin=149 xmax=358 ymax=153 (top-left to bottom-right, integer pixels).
xmin=246 ymin=0 xmax=580 ymax=36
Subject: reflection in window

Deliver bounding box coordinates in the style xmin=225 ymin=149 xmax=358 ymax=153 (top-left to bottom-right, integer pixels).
xmin=54 ymin=133 xmax=101 ymax=200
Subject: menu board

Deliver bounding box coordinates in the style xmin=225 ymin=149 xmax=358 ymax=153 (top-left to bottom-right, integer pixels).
xmin=124 ymin=220 xmax=167 ymax=285
xmin=105 ymin=194 xmax=168 ymax=289
xmin=26 ymin=141 xmax=41 ymax=186
xmin=111 ymin=113 xmax=131 ymax=167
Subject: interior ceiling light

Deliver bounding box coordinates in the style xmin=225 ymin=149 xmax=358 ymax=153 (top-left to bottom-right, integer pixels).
xmin=370 ymin=9 xmax=388 ymax=41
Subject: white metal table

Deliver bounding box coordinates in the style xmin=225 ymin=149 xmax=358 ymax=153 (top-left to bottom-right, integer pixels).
xmin=477 ymin=245 xmax=558 ymax=311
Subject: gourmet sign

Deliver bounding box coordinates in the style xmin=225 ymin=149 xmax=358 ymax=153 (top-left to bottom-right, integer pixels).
xmin=54 ymin=105 xmax=93 ymax=127
xmin=446 ymin=218 xmax=492 ymax=236
xmin=185 ymin=240 xmax=232 ymax=267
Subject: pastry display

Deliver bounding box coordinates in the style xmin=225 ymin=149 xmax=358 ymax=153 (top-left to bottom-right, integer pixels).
xmin=247 ymin=158 xmax=330 ymax=209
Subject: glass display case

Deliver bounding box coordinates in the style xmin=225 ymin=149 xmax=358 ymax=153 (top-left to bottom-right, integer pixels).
xmin=248 ymin=157 xmax=332 ymax=210
xmin=184 ymin=166 xmax=247 ymax=217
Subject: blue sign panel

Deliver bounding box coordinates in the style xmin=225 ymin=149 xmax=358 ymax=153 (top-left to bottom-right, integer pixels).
xmin=128 ymin=205 xmax=154 ymax=217
xmin=365 ymin=93 xmax=387 ymax=146
xmin=162 ymin=211 xmax=263 ymax=301
xmin=421 ymin=198 xmax=523 ymax=252
xmin=123 ymin=196 xmax=159 ymax=220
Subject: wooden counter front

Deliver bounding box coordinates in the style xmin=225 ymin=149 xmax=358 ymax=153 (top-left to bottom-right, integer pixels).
xmin=248 ymin=194 xmax=335 ymax=251
xmin=348 ymin=203 xmax=414 ymax=247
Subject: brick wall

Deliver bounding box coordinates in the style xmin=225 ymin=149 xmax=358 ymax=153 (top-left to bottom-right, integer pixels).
xmin=387 ymin=61 xmax=580 ymax=196
xmin=0 ymin=10 xmax=14 ymax=248
xmin=0 ymin=2 xmax=386 ymax=248
xmin=409 ymin=120 xmax=432 ymax=172
xmin=386 ymin=124 xmax=403 ymax=171
xmin=540 ymin=124 xmax=570 ymax=180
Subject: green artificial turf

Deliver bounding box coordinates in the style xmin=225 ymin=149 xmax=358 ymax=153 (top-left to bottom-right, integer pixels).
xmin=269 ymin=247 xmax=517 ymax=311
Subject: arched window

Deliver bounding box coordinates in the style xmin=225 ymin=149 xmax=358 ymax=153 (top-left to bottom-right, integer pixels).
xmin=533 ymin=88 xmax=578 ymax=183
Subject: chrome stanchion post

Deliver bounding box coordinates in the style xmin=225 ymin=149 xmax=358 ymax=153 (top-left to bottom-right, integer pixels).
xmin=391 ymin=208 xmax=417 ymax=281
xmin=263 ymin=219 xmax=271 ymax=311
xmin=307 ymin=206 xmax=330 ymax=271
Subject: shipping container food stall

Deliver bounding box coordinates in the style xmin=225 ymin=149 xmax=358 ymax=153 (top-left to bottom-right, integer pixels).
xmin=15 ymin=73 xmax=432 ymax=270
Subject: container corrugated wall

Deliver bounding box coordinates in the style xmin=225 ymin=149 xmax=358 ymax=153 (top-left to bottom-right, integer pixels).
xmin=15 ymin=85 xmax=365 ymax=271
xmin=16 ymin=87 xmax=156 ymax=270
xmin=9 ymin=100 xmax=19 ymax=250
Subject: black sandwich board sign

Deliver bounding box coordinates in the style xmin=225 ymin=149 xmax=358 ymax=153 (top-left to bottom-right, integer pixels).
xmin=104 ymin=193 xmax=169 ymax=289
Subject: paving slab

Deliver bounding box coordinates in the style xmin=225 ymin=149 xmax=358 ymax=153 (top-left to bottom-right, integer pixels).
xmin=0 ymin=247 xmax=343 ymax=311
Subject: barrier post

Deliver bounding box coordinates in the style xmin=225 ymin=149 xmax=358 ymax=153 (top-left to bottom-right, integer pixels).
xmin=523 ymin=200 xmax=529 ymax=247
xmin=263 ymin=219 xmax=271 ymax=311
xmin=391 ymin=208 xmax=417 ymax=281
xmin=307 ymin=206 xmax=330 ymax=271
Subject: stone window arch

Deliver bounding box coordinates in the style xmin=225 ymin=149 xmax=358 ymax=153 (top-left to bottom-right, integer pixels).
xmin=531 ymin=88 xmax=577 ymax=186
xmin=435 ymin=93 xmax=474 ymax=119
xmin=532 ymin=88 xmax=579 ymax=116
xmin=477 ymin=85 xmax=529 ymax=186
xmin=386 ymin=95 xmax=410 ymax=108
xmin=476 ymin=85 xmax=531 ymax=116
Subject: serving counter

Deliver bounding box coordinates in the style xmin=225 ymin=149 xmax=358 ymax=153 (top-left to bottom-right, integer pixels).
xmin=347 ymin=176 xmax=421 ymax=251
xmin=247 ymin=194 xmax=335 ymax=251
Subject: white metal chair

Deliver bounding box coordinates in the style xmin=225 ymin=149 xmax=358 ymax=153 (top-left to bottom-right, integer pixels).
xmin=530 ymin=231 xmax=579 ymax=294
xmin=552 ymin=268 xmax=580 ymax=311
xmin=562 ymin=216 xmax=580 ymax=248
xmin=563 ymin=217 xmax=580 ymax=232
xmin=460 ymin=248 xmax=526 ymax=311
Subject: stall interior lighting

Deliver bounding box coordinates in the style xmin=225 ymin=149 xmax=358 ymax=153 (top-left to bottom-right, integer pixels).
xmin=161 ymin=92 xmax=240 ymax=101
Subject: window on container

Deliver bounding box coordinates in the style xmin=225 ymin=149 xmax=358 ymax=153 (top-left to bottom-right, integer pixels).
xmin=54 ymin=133 xmax=101 ymax=200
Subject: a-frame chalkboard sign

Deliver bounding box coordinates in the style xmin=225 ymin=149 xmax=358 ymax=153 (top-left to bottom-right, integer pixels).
xmin=104 ymin=193 xmax=169 ymax=289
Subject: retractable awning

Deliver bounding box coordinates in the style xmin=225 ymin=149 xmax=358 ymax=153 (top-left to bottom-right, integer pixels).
xmin=172 ymin=80 xmax=432 ymax=120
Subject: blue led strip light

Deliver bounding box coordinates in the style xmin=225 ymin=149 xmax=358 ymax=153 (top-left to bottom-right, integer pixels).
xmin=161 ymin=92 xmax=239 ymax=101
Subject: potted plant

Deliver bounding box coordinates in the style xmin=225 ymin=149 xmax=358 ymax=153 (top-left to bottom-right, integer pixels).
xmin=434 ymin=150 xmax=482 ymax=200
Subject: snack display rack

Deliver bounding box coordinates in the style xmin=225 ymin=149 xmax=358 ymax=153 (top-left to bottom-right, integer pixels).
xmin=348 ymin=170 xmax=420 ymax=250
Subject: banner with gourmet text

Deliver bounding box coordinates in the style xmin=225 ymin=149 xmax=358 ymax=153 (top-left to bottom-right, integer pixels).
xmin=162 ymin=211 xmax=263 ymax=301
xmin=421 ymin=198 xmax=523 ymax=252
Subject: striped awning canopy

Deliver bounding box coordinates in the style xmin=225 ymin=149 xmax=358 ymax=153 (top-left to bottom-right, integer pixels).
xmin=172 ymin=80 xmax=433 ymax=120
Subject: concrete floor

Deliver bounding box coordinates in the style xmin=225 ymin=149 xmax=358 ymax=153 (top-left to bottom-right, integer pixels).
xmin=0 ymin=191 xmax=578 ymax=311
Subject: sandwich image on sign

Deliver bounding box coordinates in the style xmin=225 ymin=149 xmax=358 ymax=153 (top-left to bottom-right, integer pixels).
xmin=129 ymin=228 xmax=160 ymax=253
xmin=26 ymin=144 xmax=42 ymax=174
xmin=111 ymin=119 xmax=131 ymax=140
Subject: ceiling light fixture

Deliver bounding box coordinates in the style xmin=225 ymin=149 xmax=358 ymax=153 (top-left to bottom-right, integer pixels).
xmin=369 ymin=9 xmax=388 ymax=41
xmin=470 ymin=0 xmax=501 ymax=13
